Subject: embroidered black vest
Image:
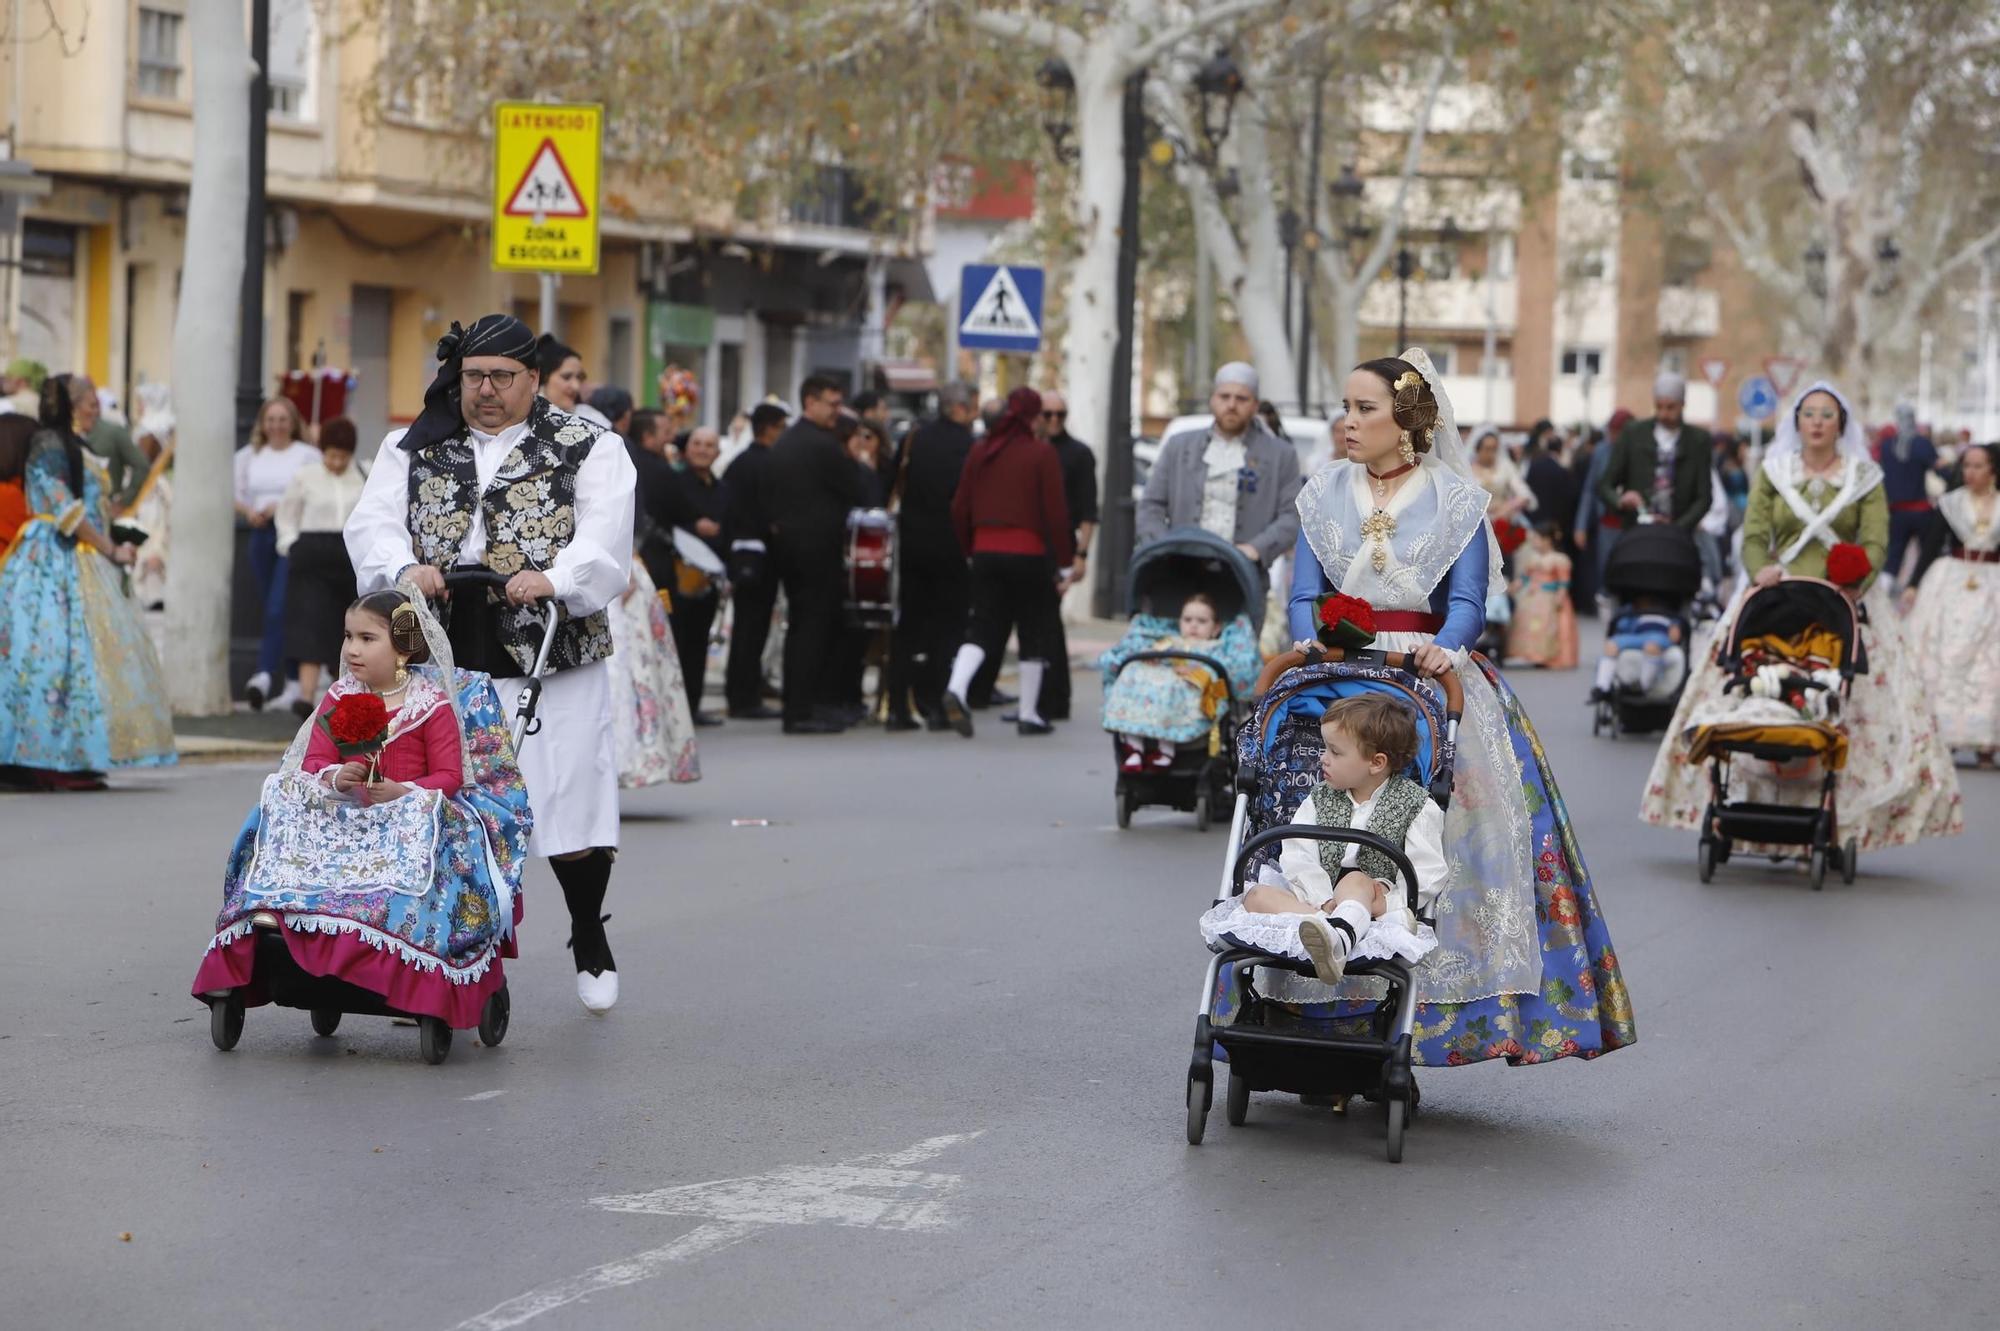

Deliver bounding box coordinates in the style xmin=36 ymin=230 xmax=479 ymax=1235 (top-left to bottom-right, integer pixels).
xmin=1311 ymin=775 xmax=1427 ymax=890
xmin=404 ymin=397 xmax=613 ymax=676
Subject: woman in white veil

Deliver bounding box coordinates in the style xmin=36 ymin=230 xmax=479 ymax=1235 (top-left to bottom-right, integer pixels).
xmin=1640 ymin=381 xmax=1961 ymax=853
xmin=1273 ymin=350 xmax=1634 ymax=1066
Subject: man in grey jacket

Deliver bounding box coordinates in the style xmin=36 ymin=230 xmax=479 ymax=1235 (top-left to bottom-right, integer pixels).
xmin=1135 ymin=363 xmax=1301 ymax=576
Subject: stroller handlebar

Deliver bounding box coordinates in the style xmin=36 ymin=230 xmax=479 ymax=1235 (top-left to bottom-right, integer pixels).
xmin=1253 ymin=646 xmax=1466 ymax=720
xmin=1231 ymin=824 xmax=1430 ymax=923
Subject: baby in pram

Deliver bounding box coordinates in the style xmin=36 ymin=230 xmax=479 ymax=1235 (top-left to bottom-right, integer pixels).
xmin=1099 ymin=592 xmax=1260 ymax=770
xmin=1230 ymin=695 xmax=1445 ymax=983
xmin=1592 ymin=597 xmax=1684 ymax=700
xmin=191 ymin=588 xmax=532 ymax=1035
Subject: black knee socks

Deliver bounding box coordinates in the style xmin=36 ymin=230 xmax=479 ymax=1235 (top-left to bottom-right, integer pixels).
xmin=551 ymin=849 xmax=616 ymax=976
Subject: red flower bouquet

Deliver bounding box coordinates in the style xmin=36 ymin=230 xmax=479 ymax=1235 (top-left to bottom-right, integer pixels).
xmin=1826 ymin=542 xmax=1872 ymax=587
xmin=318 ymin=693 xmax=392 ymax=774
xmin=1313 ymin=592 xmax=1378 ymax=650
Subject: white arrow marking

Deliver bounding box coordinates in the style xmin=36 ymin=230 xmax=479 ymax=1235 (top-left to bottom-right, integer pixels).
xmin=450 ymin=1133 xmax=981 ymax=1331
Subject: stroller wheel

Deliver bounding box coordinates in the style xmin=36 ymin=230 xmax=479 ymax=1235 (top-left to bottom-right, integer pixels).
xmin=1225 ymin=1070 xmax=1250 ymax=1126
xmin=1116 ymin=786 xmax=1134 ymax=831
xmin=1841 ymin=837 xmax=1858 ymax=885
xmin=1195 ymin=792 xmax=1213 ymax=833
xmin=1698 ymin=838 xmax=1716 ymax=884
xmin=1385 ymin=1099 xmax=1407 ymax=1164
xmin=1185 ymin=1074 xmax=1210 ymax=1145
xmin=1808 ymin=846 xmax=1828 ymax=891
xmin=418 ymin=1016 xmax=453 ymax=1065
xmin=209 ymin=994 xmax=245 ymax=1052
xmin=478 ymin=985 xmax=511 ymax=1048
xmin=309 ymin=1008 xmax=341 ymax=1037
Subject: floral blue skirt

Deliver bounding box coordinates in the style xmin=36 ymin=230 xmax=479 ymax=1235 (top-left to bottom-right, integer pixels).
xmin=1213 ymin=656 xmax=1636 ymax=1066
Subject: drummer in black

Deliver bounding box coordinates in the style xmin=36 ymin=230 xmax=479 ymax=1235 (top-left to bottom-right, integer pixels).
xmin=884 ymin=381 xmax=978 ymax=730
xmin=721 ymin=402 xmax=789 ymax=719
xmin=761 ymin=375 xmax=868 ymax=734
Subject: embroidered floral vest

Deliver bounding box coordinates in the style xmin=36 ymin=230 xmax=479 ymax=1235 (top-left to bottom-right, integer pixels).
xmin=404 ymin=397 xmax=612 ymax=675
xmin=1310 ymin=775 xmax=1427 ymax=890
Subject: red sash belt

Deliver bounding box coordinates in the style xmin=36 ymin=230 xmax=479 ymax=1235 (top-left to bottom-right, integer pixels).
xmin=1373 ymin=611 xmax=1446 ymax=633
xmin=1961 ymin=550 xmax=2000 ymax=564
xmin=1890 ymin=499 xmax=1933 ymax=513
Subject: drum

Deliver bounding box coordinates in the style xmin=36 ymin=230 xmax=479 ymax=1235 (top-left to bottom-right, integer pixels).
xmin=844 ymin=507 xmax=898 ymax=628
xmin=672 ymin=528 xmax=726 ymax=601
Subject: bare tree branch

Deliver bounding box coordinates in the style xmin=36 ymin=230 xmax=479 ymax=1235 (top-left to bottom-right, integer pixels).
xmin=1130 ymin=0 xmax=1292 ymax=68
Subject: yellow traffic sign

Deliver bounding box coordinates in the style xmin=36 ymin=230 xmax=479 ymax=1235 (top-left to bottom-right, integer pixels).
xmin=491 ymin=102 xmax=601 ymax=274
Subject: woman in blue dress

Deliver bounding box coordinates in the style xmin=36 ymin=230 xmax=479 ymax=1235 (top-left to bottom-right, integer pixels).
xmin=0 ymin=376 xmax=175 ymax=787
xmin=1282 ymin=351 xmax=1632 ymax=1065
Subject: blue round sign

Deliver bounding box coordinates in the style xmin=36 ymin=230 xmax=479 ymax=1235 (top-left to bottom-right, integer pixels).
xmin=1738 ymin=375 xmax=1779 ymax=419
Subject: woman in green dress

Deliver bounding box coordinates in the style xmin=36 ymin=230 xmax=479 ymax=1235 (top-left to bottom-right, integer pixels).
xmin=1640 ymin=381 xmax=1961 ymax=853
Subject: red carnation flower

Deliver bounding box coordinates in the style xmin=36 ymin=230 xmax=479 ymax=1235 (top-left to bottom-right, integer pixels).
xmin=1826 ymin=542 xmax=1871 ymax=587
xmin=321 ymin=693 xmax=391 ymax=759
xmin=1314 ymin=593 xmax=1378 ymax=650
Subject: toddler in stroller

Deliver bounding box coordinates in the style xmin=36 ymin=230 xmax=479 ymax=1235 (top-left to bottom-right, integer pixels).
xmin=1101 ymin=528 xmax=1264 ymax=830
xmin=190 ymin=579 xmax=542 ymax=1064
xmin=1592 ymin=520 xmax=1705 ymax=738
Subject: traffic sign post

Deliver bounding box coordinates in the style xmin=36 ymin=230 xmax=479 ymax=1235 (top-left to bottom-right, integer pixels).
xmin=958 ymin=264 xmax=1044 ymax=354
xmin=1738 ymin=375 xmax=1779 ymax=460
xmin=1764 ymin=356 xmax=1807 ymax=400
xmin=1699 ymin=357 xmax=1729 ymax=387
xmin=492 ymin=102 xmax=602 ymax=280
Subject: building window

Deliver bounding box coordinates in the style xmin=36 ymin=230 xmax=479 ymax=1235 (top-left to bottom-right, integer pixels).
xmin=137 ymin=8 xmax=184 ymax=100
xmin=268 ymin=0 xmax=315 ymax=120
xmin=1560 ymin=347 xmax=1603 ymax=377
xmin=1659 ymin=348 xmax=1689 ymax=377
xmin=1566 ymin=152 xmax=1617 ymax=183
xmin=1566 ymin=247 xmax=1607 ymax=281
xmin=1417 ymin=345 xmax=1454 ymax=375
xmin=1420 ymin=242 xmax=1457 ymax=281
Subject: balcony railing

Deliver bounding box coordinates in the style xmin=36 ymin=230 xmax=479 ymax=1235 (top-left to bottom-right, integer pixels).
xmin=1658 ymin=285 xmax=1720 ymax=339
xmin=1357 ymin=276 xmax=1516 ymax=334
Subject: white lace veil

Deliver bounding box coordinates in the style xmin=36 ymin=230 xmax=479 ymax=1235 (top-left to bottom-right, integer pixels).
xmin=278 ymin=578 xmax=471 ymax=786
xmin=1767 ymin=380 xmax=1868 ymax=462
xmin=1402 ymin=347 xmax=1507 ymax=599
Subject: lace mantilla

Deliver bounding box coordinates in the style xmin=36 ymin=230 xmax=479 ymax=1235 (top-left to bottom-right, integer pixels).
xmin=1296 ymin=459 xmax=1495 ymax=607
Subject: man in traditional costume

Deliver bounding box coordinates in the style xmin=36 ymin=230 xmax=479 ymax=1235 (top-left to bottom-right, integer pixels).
xmin=345 ymin=313 xmax=637 ymax=1013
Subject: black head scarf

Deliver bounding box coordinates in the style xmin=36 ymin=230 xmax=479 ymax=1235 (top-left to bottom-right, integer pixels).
xmin=400 ymin=313 xmax=539 ymax=453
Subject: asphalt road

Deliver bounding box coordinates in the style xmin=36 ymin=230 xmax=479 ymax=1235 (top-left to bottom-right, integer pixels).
xmin=3 ymin=645 xmax=1995 ymax=1330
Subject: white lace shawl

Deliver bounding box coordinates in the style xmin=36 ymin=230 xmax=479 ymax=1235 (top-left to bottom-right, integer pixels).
xmin=1939 ymin=488 xmax=2000 ymax=553
xmin=1295 ymin=457 xmax=1495 ymax=610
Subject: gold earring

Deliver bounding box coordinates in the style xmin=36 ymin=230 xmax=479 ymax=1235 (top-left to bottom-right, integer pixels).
xmin=394 ymin=658 xmax=409 ymax=687
xmin=1398 ymin=430 xmax=1418 ymax=465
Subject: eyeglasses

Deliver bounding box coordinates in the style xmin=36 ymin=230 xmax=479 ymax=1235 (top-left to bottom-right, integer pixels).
xmin=1041 ymin=410 xmax=1067 ymax=420
xmin=460 ymin=369 xmax=520 ymax=391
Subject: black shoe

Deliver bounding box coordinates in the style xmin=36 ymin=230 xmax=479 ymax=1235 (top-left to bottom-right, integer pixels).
xmin=989 ymin=687 xmax=1018 ymax=706
xmin=834 ymin=703 xmax=868 ymax=726
xmin=783 ymin=719 xmax=846 ymax=735
xmin=1587 ymin=687 xmax=1608 ymax=704
xmin=693 ymin=713 xmax=725 ymax=727
xmin=884 ymin=714 xmax=922 ymax=732
xmin=1017 ymin=718 xmax=1055 ymax=736
xmin=1000 ymin=710 xmax=1020 ymax=723
xmin=940 ymin=690 xmax=975 ymax=738
xmin=729 ymin=704 xmax=782 ymax=720
xmin=923 ymin=711 xmax=954 ymax=733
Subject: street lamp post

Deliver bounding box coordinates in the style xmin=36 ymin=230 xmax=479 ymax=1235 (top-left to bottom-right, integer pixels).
xmin=1394 ymin=245 xmax=1415 ymax=351
xmin=234 ymin=0 xmax=271 ymax=449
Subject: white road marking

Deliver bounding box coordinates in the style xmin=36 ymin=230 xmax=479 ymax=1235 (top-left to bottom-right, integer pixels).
xmin=461 ymin=1089 xmax=506 ymax=1102
xmin=450 ymin=1132 xmax=981 ymax=1331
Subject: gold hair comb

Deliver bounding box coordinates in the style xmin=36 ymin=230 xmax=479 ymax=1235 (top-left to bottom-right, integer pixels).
xmin=1394 ymin=370 xmax=1423 ymax=394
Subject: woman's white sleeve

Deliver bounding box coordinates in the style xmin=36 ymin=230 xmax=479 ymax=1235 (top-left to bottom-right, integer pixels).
xmin=1278 ymin=795 xmax=1335 ymax=904
xmin=544 ymin=431 xmax=636 ymax=617
xmin=343 ymin=430 xmax=418 ymax=594
xmin=274 ymin=470 xmax=306 ymax=555
xmin=1405 ymin=798 xmax=1450 ymax=914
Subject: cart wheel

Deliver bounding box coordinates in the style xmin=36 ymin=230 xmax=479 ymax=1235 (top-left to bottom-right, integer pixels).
xmin=1841 ymin=837 xmax=1858 ymax=885
xmin=209 ymin=994 xmax=244 ymax=1052
xmin=310 ymin=1008 xmax=341 ymax=1037
xmin=1225 ymin=1070 xmax=1250 ymax=1126
xmin=1590 ymin=707 xmax=1603 ymax=738
xmin=1385 ymin=1099 xmax=1407 ymax=1164
xmin=1697 ymin=838 xmax=1715 ymax=884
xmin=478 ymin=985 xmax=511 ymax=1048
xmin=1808 ymin=846 xmax=1827 ymax=891
xmin=1115 ymin=787 xmax=1133 ymax=830
xmin=418 ymin=1016 xmax=453 ymax=1065
xmin=1195 ymin=793 xmax=1212 ymax=833
xmin=1185 ymin=1075 xmax=1210 ymax=1145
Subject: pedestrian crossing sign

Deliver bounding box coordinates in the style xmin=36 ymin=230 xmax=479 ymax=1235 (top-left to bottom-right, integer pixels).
xmin=492 ymin=102 xmax=602 ymax=275
xmin=958 ymin=264 xmax=1044 ymax=352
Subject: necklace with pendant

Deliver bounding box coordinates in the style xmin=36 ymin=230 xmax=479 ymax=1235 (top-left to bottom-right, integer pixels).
xmin=1362 ymin=460 xmax=1418 ymax=572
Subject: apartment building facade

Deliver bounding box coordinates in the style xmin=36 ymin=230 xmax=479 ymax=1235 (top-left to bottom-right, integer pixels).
xmin=0 ymin=1 xmax=930 ymax=447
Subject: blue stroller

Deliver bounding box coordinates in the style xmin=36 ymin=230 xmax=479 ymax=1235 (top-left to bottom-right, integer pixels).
xmin=1104 ymin=528 xmax=1264 ymax=831
xmin=1185 ymin=645 xmax=1463 ymax=1162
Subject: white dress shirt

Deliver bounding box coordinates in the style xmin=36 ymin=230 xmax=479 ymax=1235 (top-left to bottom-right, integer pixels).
xmin=234 ymin=441 xmax=318 ymax=514
xmin=1200 ymin=431 xmax=1247 ymax=538
xmin=275 ymin=460 xmax=367 ymax=555
xmin=343 ymin=418 xmax=636 ymax=620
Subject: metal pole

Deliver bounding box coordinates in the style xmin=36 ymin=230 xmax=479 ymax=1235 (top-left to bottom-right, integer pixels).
xmin=1193 ymin=224 xmax=1212 ymax=403
xmin=1394 ymin=248 xmax=1410 ymax=351
xmin=233 ymin=0 xmax=270 ymax=447
xmin=539 ymin=271 xmax=558 ymax=336
xmin=1298 ymin=74 xmax=1324 ymax=415
xmin=1094 ymin=71 xmax=1144 ymax=619
xmin=1482 ymin=231 xmax=1498 ymax=424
